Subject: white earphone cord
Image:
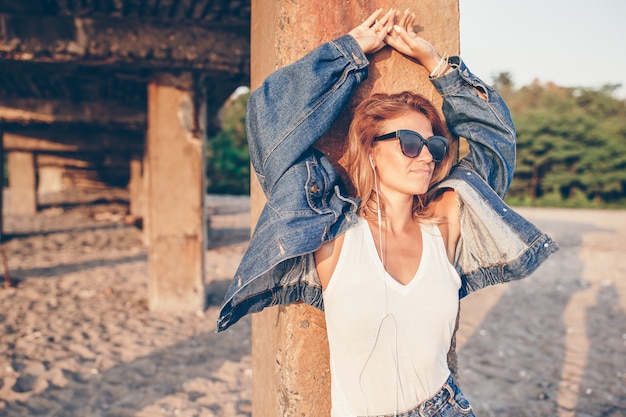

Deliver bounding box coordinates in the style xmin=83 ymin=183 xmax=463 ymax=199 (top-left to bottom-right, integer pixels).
xmin=358 ymin=165 xmax=404 ymax=417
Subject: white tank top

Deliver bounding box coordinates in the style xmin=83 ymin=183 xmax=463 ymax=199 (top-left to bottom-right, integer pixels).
xmin=323 ymin=217 xmax=461 ymax=417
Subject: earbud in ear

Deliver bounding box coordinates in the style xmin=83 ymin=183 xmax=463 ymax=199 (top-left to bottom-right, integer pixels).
xmin=369 ymin=154 xmax=376 ymax=170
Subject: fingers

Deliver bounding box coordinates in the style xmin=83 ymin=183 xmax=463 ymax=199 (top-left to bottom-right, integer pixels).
xmin=370 ymin=9 xmax=395 ymax=42
xmin=350 ymin=8 xmax=396 ymax=54
xmin=385 ymin=25 xmax=410 ymax=54
xmin=377 ymin=8 xmax=396 ymax=28
xmin=370 ymin=8 xmax=395 ymax=38
xmin=397 ymin=9 xmax=416 ymax=33
xmin=361 ymin=8 xmax=384 ymax=28
xmin=392 ymin=24 xmax=411 ymax=41
xmin=352 ymin=8 xmax=420 ymax=54
xmin=363 ymin=8 xmax=414 ymax=33
xmin=397 ymin=8 xmax=410 ymax=28
xmin=405 ymin=11 xmax=416 ymax=32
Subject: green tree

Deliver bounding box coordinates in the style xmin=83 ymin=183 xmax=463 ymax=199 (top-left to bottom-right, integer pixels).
xmin=491 ymin=72 xmax=516 ymax=102
xmin=205 ymin=89 xmax=250 ymax=195
xmin=506 ymin=81 xmax=626 ymax=207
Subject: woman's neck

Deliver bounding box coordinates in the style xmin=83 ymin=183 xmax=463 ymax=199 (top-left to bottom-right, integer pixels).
xmin=376 ymin=192 xmax=417 ymax=234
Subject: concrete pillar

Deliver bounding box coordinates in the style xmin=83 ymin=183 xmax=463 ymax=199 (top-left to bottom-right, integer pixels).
xmin=0 ymin=125 xmax=3 ymax=241
xmin=37 ymin=165 xmax=64 ymax=194
xmin=145 ymin=73 xmax=207 ymax=312
xmin=7 ymin=151 xmax=37 ymax=216
xmin=128 ymin=153 xmax=143 ymax=219
xmin=250 ymin=1 xmax=460 ymax=415
xmin=142 ymin=135 xmax=151 ymax=246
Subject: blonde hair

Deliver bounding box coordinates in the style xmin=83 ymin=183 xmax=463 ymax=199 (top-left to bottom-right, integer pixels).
xmin=344 ymin=91 xmax=455 ymax=222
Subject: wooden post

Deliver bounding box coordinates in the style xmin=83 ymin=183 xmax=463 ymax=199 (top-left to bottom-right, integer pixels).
xmin=250 ymin=1 xmax=460 ymax=415
xmin=145 ymin=73 xmax=207 ymax=312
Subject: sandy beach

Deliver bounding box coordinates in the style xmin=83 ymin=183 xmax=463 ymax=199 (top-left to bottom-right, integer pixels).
xmin=0 ymin=190 xmax=624 ymax=416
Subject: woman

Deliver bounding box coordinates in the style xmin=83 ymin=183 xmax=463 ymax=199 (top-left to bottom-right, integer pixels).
xmin=218 ymin=8 xmax=558 ymax=417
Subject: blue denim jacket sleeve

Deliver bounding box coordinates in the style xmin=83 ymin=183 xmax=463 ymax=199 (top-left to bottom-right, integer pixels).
xmin=246 ymin=35 xmax=369 ymax=195
xmin=430 ymin=57 xmax=516 ymax=197
xmin=430 ymin=58 xmax=559 ymax=297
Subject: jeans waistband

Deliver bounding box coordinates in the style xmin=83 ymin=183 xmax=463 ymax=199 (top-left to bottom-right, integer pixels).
xmin=379 ymin=375 xmax=456 ymax=417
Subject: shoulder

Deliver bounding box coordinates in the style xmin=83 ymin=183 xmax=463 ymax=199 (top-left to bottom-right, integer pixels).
xmin=431 ymin=189 xmax=460 ymax=216
xmin=430 ymin=189 xmax=461 ymax=262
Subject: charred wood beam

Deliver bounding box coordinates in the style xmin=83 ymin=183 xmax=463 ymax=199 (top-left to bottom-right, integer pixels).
xmin=0 ymin=13 xmax=250 ymax=76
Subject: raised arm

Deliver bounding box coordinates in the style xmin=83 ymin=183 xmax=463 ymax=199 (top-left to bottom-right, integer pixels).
xmin=247 ymin=9 xmax=394 ymax=196
xmin=386 ymin=10 xmax=516 ymax=197
xmin=431 ymin=61 xmax=516 ymax=197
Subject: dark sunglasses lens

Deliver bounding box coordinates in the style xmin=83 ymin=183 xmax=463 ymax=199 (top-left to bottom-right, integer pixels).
xmin=398 ymin=132 xmax=424 ymax=158
xmin=426 ymin=137 xmax=448 ymax=162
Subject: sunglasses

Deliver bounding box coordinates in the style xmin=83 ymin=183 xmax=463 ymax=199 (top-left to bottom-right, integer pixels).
xmin=373 ymin=129 xmax=448 ymax=162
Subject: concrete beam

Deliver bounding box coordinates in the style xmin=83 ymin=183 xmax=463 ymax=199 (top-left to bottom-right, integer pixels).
xmin=0 ymin=13 xmax=250 ymax=75
xmin=0 ymin=97 xmax=146 ymax=129
xmin=2 ymin=128 xmax=143 ymax=153
xmin=250 ymin=1 xmax=460 ymax=415
xmin=0 ymin=74 xmax=243 ymax=137
xmin=145 ymin=72 xmax=206 ymax=312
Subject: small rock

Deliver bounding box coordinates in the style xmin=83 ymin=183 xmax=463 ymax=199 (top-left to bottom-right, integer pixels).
xmin=12 ymin=374 xmax=38 ymax=393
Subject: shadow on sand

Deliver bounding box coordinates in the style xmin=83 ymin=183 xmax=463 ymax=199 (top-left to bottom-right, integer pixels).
xmin=1 ymin=316 xmax=251 ymax=416
xmin=458 ymin=217 xmax=626 ymax=417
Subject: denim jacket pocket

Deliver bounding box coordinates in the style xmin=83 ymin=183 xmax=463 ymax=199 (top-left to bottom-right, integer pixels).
xmin=305 ymin=158 xmax=334 ymax=215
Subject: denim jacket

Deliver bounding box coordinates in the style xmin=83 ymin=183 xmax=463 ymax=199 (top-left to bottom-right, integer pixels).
xmin=216 ymin=35 xmax=558 ymax=332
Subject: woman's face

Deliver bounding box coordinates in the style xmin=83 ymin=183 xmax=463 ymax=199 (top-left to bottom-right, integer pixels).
xmin=371 ymin=111 xmax=435 ymax=198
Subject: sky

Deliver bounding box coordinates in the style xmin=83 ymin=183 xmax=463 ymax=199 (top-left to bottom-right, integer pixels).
xmin=458 ymin=0 xmax=626 ymax=98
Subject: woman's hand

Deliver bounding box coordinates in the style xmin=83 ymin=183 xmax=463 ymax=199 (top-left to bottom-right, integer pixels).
xmin=385 ymin=9 xmax=447 ymax=74
xmin=348 ymin=8 xmax=395 ymax=54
